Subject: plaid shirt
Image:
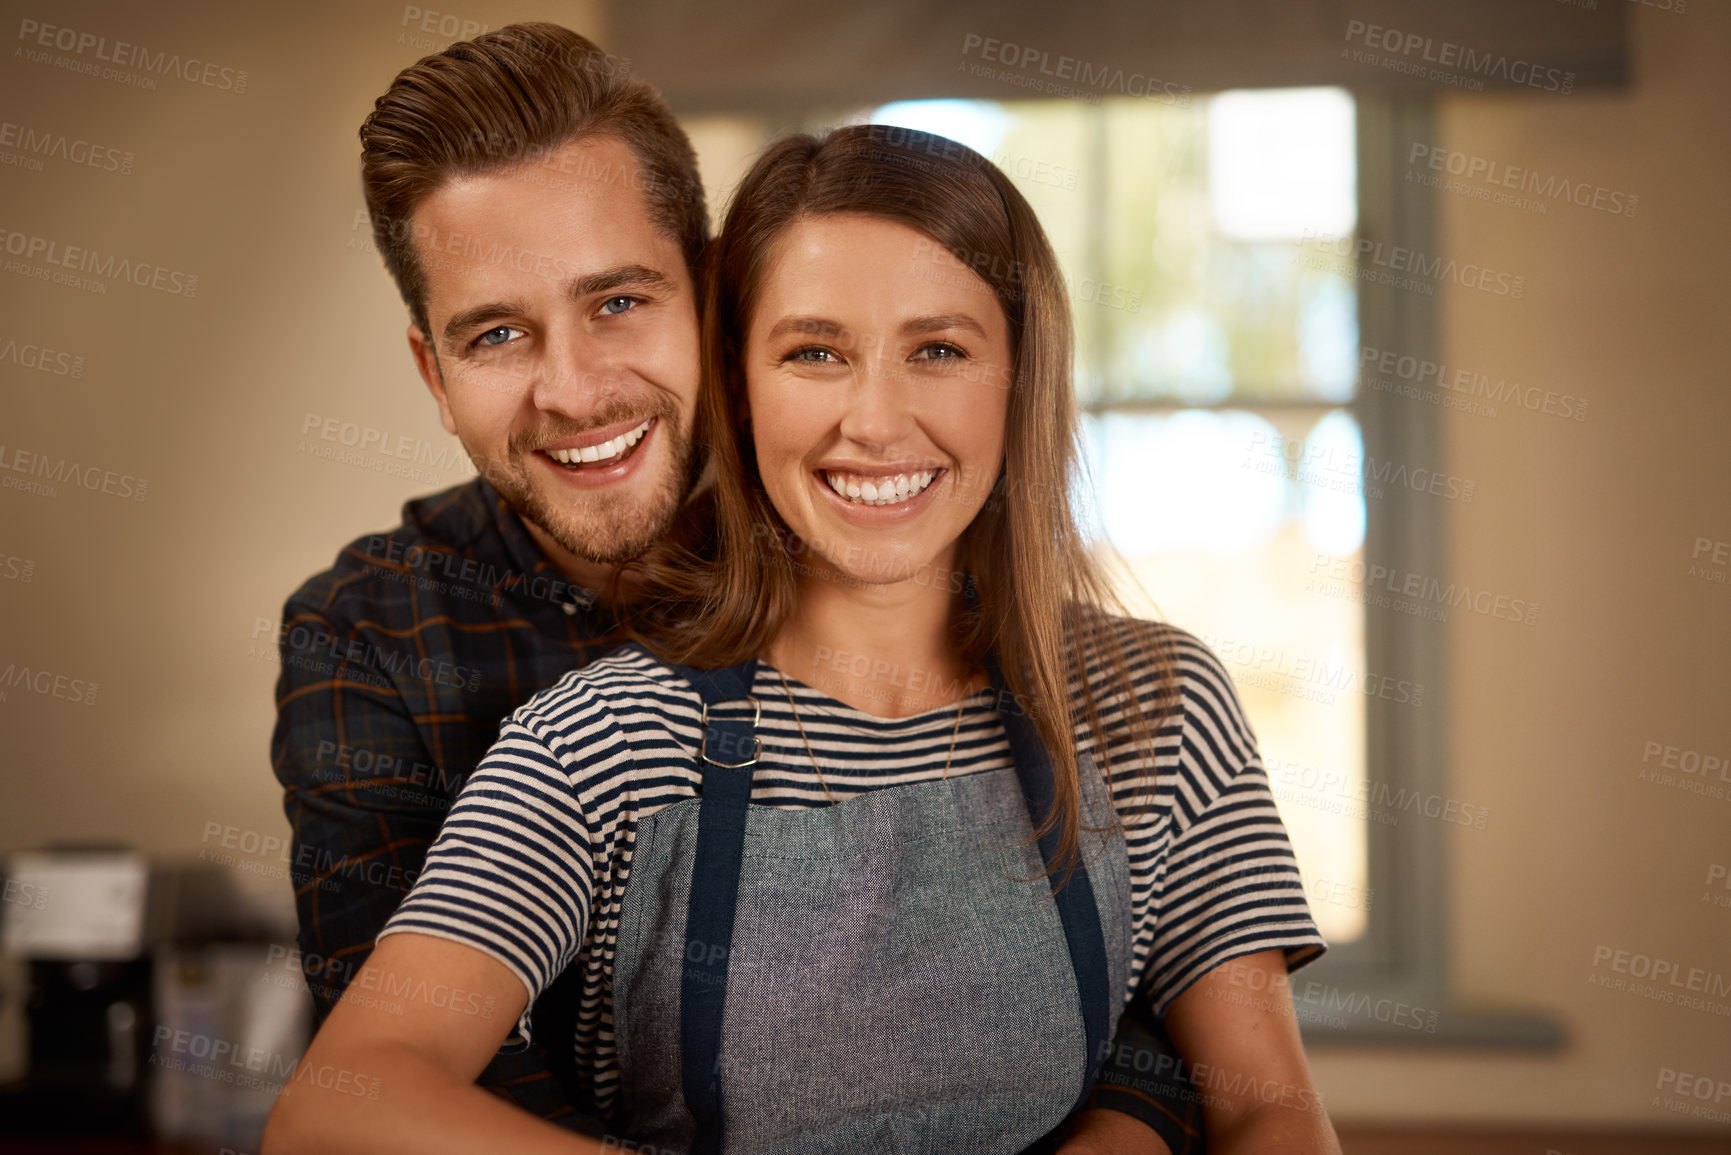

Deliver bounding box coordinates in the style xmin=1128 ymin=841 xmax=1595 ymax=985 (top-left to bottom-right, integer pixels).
xmin=271 ymin=477 xmax=622 ymax=1129
xmin=271 ymin=477 xmax=1205 ymax=1148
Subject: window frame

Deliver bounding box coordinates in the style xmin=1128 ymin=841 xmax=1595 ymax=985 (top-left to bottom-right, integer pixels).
xmin=1307 ymin=92 xmax=1451 ymax=1016
xmin=1298 ymin=95 xmax=1555 ymax=1046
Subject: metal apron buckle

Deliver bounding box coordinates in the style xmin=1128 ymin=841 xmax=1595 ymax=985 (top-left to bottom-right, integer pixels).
xmin=699 ymin=697 xmax=762 ymax=768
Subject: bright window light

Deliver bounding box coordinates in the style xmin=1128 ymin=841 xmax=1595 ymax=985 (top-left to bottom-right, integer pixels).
xmin=1300 ymin=411 xmax=1368 ymax=556
xmin=1208 ymin=87 xmax=1356 ymax=240
xmin=870 ymin=99 xmax=1012 ymax=157
xmin=1083 ymin=411 xmax=1287 ymax=555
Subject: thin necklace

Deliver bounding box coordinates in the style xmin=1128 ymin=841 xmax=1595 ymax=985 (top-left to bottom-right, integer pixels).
xmin=775 ymin=670 xmax=968 ymax=804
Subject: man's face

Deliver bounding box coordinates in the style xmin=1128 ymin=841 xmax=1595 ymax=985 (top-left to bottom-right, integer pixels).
xmin=407 ymin=134 xmax=700 ymax=571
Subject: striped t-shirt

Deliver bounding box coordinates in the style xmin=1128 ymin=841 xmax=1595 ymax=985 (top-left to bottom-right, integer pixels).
xmin=379 ymin=618 xmax=1325 ymax=1116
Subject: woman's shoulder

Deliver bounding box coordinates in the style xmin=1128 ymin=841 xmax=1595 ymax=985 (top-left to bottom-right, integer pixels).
xmin=1064 ymin=607 xmax=1236 ymax=699
xmin=1065 ymin=608 xmax=1257 ymax=770
xmin=508 ymin=642 xmax=701 ymax=738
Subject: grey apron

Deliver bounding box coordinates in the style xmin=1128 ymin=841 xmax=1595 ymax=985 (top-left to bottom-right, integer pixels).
xmin=608 ymin=652 xmax=1133 ymax=1154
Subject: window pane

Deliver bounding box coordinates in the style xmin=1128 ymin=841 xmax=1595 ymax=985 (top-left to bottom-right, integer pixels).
xmin=1097 ymin=90 xmax=1357 ymax=405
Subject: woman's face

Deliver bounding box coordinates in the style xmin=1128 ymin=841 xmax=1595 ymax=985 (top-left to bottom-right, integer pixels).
xmin=743 ymin=213 xmax=1014 ymax=592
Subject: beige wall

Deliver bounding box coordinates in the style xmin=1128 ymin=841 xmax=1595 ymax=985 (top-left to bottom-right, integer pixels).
xmin=1307 ymin=2 xmax=1731 ymax=1128
xmin=0 ymin=0 xmax=602 ymax=901
xmin=1 ymin=0 xmax=1726 ymax=1132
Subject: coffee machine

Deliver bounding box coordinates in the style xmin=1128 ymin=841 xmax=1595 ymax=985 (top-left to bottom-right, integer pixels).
xmin=0 ymin=845 xmax=153 ymax=1135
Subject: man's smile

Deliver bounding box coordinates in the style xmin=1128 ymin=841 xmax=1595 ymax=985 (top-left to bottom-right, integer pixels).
xmin=540 ymin=416 xmax=655 ymax=470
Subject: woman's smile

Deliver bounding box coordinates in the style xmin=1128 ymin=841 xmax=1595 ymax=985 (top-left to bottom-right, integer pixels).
xmin=819 ymin=465 xmax=942 ymax=507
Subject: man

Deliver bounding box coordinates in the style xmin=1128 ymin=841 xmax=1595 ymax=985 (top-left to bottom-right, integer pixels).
xmin=272 ymin=21 xmax=1195 ymax=1152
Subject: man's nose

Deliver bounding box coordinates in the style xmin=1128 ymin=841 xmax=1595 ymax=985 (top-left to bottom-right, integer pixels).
xmin=531 ymin=325 xmax=625 ymax=413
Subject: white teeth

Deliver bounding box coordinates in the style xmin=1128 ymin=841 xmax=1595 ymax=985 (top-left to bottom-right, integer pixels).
xmin=545 ymin=418 xmax=653 ymax=467
xmin=823 ymin=469 xmax=938 ymax=506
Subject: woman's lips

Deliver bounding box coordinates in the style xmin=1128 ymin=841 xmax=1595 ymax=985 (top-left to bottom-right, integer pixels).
xmin=820 ymin=467 xmax=939 ymax=506
xmin=811 ymin=467 xmax=947 ymax=519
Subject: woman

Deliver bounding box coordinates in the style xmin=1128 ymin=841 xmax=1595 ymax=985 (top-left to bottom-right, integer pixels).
xmin=264 ymin=125 xmax=1338 ymax=1155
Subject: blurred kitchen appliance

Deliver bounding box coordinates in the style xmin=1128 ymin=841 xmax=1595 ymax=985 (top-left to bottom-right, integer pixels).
xmin=0 ymin=845 xmax=153 ymax=1135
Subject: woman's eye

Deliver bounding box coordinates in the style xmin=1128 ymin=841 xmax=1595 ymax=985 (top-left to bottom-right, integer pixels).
xmin=787 ymin=346 xmax=840 ymax=364
xmin=914 ymin=342 xmax=967 ymax=361
xmin=599 ymin=296 xmax=639 ymax=316
xmin=475 ymin=326 xmax=522 ymax=348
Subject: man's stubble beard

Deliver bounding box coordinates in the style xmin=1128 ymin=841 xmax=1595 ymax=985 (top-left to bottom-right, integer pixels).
xmin=486 ymin=397 xmax=694 ymax=567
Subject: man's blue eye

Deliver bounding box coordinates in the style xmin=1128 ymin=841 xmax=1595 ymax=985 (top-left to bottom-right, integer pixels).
xmin=600 ymin=296 xmax=638 ymax=316
xmin=478 ymin=326 xmax=517 ymax=347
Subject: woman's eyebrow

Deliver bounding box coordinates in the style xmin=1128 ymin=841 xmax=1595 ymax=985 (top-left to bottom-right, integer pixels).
xmin=901 ymin=312 xmax=986 ymax=338
xmin=762 ymin=313 xmax=987 ymax=343
xmin=764 ymin=315 xmax=847 ymax=341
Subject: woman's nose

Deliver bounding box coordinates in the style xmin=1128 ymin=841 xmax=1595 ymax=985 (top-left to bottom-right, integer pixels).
xmin=837 ymin=358 xmax=919 ymax=450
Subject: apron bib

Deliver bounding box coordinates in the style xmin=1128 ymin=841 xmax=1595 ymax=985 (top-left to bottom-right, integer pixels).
xmin=608 ymin=656 xmax=1133 ymax=1154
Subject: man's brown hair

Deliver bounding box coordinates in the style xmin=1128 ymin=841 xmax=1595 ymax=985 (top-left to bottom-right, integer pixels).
xmin=359 ymin=22 xmax=706 ymax=333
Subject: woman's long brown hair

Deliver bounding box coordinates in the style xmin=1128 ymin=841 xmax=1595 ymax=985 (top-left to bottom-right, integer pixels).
xmin=629 ymin=123 xmax=1174 ymax=886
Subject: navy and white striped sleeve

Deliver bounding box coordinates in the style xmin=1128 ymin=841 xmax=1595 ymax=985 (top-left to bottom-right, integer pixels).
xmin=1141 ymin=637 xmax=1327 ymax=1015
xmin=377 ymin=709 xmax=595 ymax=1047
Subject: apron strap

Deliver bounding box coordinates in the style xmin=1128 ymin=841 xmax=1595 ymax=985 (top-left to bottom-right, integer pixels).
xmin=985 ymin=652 xmax=1114 ymax=1117
xmin=666 ymin=657 xmax=761 ymax=1155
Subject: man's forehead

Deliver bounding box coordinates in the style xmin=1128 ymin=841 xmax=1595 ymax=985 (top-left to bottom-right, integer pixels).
xmin=412 ymin=136 xmax=682 ymax=315
xmin=443 ymin=133 xmax=646 ymax=202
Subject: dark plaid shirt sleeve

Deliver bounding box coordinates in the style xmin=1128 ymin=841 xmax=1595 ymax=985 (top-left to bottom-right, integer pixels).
xmin=270 ymin=591 xmax=450 ymax=1026
xmin=268 ymin=480 xmax=618 ymax=1133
